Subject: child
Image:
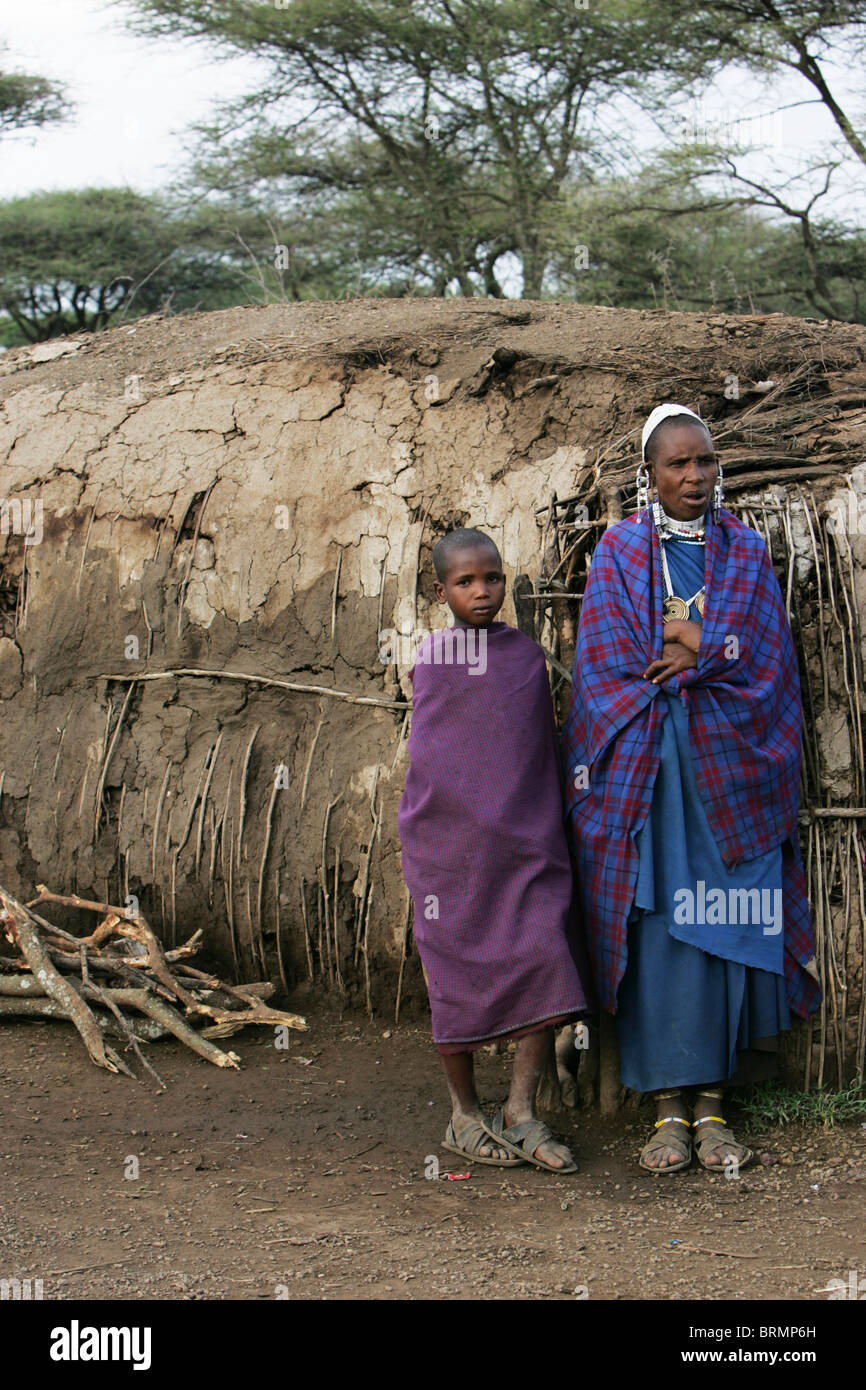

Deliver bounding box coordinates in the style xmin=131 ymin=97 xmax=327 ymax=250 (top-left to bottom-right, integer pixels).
xmin=397 ymin=527 xmax=590 ymax=1171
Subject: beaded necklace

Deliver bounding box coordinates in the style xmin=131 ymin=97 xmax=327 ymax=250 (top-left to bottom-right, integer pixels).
xmin=653 ymin=499 xmax=706 ymax=543
xmin=653 ymin=501 xmax=707 ymax=620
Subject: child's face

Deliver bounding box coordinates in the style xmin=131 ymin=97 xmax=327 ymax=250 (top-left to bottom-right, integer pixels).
xmin=433 ymin=543 xmax=506 ymax=626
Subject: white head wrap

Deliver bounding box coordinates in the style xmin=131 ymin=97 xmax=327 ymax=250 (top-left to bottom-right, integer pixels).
xmin=641 ymin=403 xmax=710 ymax=462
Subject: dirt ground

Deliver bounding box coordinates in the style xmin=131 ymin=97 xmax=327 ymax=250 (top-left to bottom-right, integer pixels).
xmin=1 ymin=1003 xmax=864 ymax=1303
xmin=7 ymin=297 xmax=865 ymax=401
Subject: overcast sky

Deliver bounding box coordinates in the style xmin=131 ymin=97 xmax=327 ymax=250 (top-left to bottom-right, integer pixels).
xmin=2 ymin=0 xmax=864 ymax=225
xmin=1 ymin=0 xmax=264 ymax=198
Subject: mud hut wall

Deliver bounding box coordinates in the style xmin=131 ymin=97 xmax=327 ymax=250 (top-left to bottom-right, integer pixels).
xmin=0 ymin=344 xmax=589 ymax=1014
xmin=1 ymin=303 xmax=865 ymax=1086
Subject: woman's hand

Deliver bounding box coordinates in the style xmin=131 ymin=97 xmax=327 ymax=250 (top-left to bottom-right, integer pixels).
xmin=659 ymin=618 xmax=702 ymax=654
xmin=643 ymin=639 xmax=698 ymax=684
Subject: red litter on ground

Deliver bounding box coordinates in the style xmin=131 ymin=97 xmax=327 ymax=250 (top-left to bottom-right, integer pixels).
xmin=444 ymin=1172 xmax=471 ymax=1181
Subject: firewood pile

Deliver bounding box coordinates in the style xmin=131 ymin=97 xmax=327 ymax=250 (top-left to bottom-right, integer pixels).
xmin=0 ymin=882 xmax=307 ymax=1087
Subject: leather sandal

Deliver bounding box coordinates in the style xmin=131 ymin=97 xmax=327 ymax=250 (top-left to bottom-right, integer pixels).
xmin=485 ymin=1110 xmax=578 ymax=1174
xmin=691 ymin=1087 xmax=754 ymax=1172
xmin=692 ymin=1115 xmax=754 ymax=1172
xmin=639 ymin=1115 xmax=692 ymax=1174
xmin=442 ymin=1116 xmax=525 ymax=1167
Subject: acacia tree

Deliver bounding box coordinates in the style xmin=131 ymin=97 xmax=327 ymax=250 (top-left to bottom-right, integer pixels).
xmin=0 ymin=43 xmax=69 ymax=136
xmin=607 ymin=4 xmax=866 ymax=320
xmin=0 ymin=189 xmax=269 ymax=343
xmin=124 ymin=1 xmax=865 ymax=310
xmin=647 ymin=1 xmax=866 ymax=168
xmin=547 ymin=160 xmax=866 ymax=321
xmin=124 ymin=0 xmax=692 ymax=297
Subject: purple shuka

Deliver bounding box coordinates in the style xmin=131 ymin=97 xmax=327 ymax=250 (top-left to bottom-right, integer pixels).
xmin=397 ymin=621 xmax=589 ymax=1049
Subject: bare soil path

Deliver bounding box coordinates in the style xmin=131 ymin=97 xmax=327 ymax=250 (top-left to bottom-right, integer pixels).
xmin=1 ymin=1010 xmax=863 ymax=1301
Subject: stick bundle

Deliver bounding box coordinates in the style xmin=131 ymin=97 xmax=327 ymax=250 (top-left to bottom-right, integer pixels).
xmin=0 ymin=880 xmax=307 ymax=1086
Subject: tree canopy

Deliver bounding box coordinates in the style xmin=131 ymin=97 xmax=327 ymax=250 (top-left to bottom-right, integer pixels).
xmin=0 ymin=189 xmax=263 ymax=344
xmin=2 ymin=2 xmax=863 ymax=337
xmin=0 ymin=42 xmax=69 ymax=136
xmin=121 ymin=0 xmax=866 ymax=310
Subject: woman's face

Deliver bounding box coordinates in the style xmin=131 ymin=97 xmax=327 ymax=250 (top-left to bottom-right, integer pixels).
xmin=647 ymin=421 xmax=718 ymax=522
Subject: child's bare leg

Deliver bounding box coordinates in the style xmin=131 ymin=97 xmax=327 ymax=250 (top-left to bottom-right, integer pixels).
xmin=441 ymin=1052 xmax=510 ymax=1160
xmin=504 ymin=1029 xmax=576 ymax=1169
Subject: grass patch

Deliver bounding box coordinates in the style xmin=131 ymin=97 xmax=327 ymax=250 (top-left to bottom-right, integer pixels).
xmin=738 ymin=1078 xmax=866 ymax=1130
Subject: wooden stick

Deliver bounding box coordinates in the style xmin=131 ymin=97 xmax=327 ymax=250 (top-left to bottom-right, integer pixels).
xmin=76 ymin=502 xmax=97 ymax=596
xmin=28 ymin=888 xmax=214 ymax=1018
xmin=298 ymin=875 xmax=313 ymax=981
xmin=92 ymin=682 xmax=135 ymax=845
xmin=377 ymin=552 xmax=387 ymax=653
xmin=0 ymin=888 xmax=124 ymax=1074
xmin=394 ymin=893 xmax=412 ymax=1023
xmin=27 ymin=887 xmax=140 ymax=921
xmin=257 ymin=768 xmax=281 ymax=948
xmin=319 ymin=796 xmax=342 ymax=985
xmin=80 ymin=944 xmax=163 ymax=1087
xmin=354 ymin=799 xmax=382 ymax=965
xmin=246 ymin=880 xmax=264 ymax=976
xmin=100 ymin=987 xmax=241 ymax=1068
xmin=175 ymin=966 xmax=306 ymax=1031
xmin=360 ymin=799 xmax=381 ymax=1019
xmin=333 ymin=837 xmax=345 ymax=996
xmin=141 ymin=599 xmax=153 ymax=660
xmin=316 ymin=881 xmax=325 ymax=980
xmin=95 ymin=668 xmax=411 ymax=711
xmin=207 ymin=801 xmax=219 ymax=906
xmin=176 ymin=479 xmax=216 ymax=637
xmin=0 ymin=973 xmax=49 ymax=994
xmin=539 ymin=646 xmax=573 ymax=683
xmin=274 ymin=866 xmax=290 ymax=995
xmin=0 ymin=994 xmax=168 ymax=1041
xmin=670 ymin=1244 xmax=761 ymax=1260
xmin=40 ymin=949 xmax=177 ymax=1000
xmin=169 ymin=849 xmax=178 ymax=948
xmin=389 ymin=709 xmax=410 ymax=775
xmin=300 ymin=709 xmax=325 ymax=813
xmin=174 ymin=743 xmax=211 ymax=861
xmin=415 ymin=499 xmax=435 ymax=614
xmin=237 ymin=724 xmax=261 ymax=867
xmin=51 ymin=727 xmax=66 ymax=784
xmin=331 ymin=548 xmax=342 ymax=640
xmin=196 ymin=731 xmax=223 ymax=875
xmin=222 ymin=811 xmax=239 ymax=979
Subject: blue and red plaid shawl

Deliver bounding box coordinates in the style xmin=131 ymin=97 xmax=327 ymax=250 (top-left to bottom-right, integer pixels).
xmin=562 ymin=505 xmax=820 ymax=1018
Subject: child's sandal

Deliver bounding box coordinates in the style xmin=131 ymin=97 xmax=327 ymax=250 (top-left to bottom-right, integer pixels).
xmin=442 ymin=1116 xmax=525 ymax=1167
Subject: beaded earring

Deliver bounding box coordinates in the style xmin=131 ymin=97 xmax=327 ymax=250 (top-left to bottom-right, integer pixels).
xmin=635 ymin=462 xmax=651 ymax=517
xmin=713 ymin=462 xmax=725 ymax=522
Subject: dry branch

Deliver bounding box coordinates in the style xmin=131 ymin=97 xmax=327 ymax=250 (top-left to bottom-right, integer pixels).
xmin=0 ymin=886 xmax=125 ymax=1075
xmin=96 ymin=667 xmax=410 ymax=710
xmin=0 ymin=877 xmax=306 ymax=1082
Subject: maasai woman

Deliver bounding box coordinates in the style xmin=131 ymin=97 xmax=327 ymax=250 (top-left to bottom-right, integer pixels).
xmin=563 ymin=405 xmax=820 ymax=1173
